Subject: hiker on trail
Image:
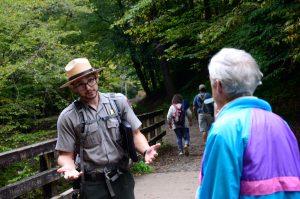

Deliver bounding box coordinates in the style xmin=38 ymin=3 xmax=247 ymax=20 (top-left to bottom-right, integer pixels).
xmin=182 ymin=98 xmax=193 ymax=154
xmin=195 ymin=48 xmax=300 ymax=199
xmin=193 ymin=84 xmax=214 ymax=145
xmin=167 ymin=94 xmax=192 ymax=156
xmin=55 ymin=58 xmax=160 ymax=199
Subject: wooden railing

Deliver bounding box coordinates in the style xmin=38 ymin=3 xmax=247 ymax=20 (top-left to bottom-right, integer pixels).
xmin=0 ymin=109 xmax=166 ymax=199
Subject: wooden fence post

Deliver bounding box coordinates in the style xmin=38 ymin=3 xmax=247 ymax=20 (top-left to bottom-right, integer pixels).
xmin=39 ymin=152 xmax=56 ymax=198
xmin=149 ymin=116 xmax=156 ymax=139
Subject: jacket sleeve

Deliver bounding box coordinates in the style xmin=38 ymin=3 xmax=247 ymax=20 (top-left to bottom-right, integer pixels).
xmin=199 ymin=121 xmax=244 ymax=199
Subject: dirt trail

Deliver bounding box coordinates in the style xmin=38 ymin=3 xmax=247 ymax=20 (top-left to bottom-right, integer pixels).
xmin=134 ymin=119 xmax=205 ymax=199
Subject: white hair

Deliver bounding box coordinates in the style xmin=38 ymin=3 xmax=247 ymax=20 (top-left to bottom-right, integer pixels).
xmin=208 ymin=48 xmax=263 ymax=98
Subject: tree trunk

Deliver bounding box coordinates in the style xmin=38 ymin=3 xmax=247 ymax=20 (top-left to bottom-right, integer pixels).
xmin=148 ymin=63 xmax=158 ymax=91
xmin=187 ymin=0 xmax=194 ymax=9
xmin=204 ymin=0 xmax=211 ymax=20
xmin=153 ymin=42 xmax=174 ymax=99
xmin=129 ymin=46 xmax=152 ymax=97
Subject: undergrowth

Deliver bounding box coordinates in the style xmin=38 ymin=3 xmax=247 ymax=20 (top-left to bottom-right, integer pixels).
xmin=130 ymin=143 xmax=173 ymax=175
xmin=130 ymin=161 xmax=153 ymax=174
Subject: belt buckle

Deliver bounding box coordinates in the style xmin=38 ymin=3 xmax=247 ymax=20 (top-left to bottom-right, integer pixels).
xmin=104 ymin=167 xmax=113 ymax=180
xmin=104 ymin=167 xmax=121 ymax=182
xmin=103 ymin=168 xmax=116 ymax=197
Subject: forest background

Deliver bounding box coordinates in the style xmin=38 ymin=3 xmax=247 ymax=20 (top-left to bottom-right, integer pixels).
xmin=0 ymin=0 xmax=299 ymax=187
xmin=1 ymin=0 xmax=299 ymax=149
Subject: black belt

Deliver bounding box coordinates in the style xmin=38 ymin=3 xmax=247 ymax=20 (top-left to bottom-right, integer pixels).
xmin=84 ymin=172 xmax=106 ymax=182
xmin=85 ymin=170 xmax=126 ymax=181
xmin=84 ymin=169 xmax=126 ymax=197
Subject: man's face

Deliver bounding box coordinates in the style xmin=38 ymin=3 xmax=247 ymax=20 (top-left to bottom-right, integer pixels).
xmin=71 ymin=74 xmax=98 ymax=100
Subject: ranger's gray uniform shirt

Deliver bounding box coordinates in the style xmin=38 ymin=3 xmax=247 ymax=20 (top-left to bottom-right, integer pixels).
xmin=55 ymin=92 xmax=142 ymax=169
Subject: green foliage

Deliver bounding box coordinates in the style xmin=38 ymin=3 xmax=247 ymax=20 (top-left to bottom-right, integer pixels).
xmin=0 ymin=0 xmax=298 ymax=140
xmin=118 ymin=0 xmax=299 ymax=121
xmin=130 ymin=160 xmax=153 ymax=174
xmin=0 ymin=0 xmax=138 ymax=139
xmin=0 ymin=130 xmax=57 ymax=153
xmin=0 ymin=158 xmax=39 ymax=187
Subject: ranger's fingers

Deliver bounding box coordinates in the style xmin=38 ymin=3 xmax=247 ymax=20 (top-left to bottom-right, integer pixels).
xmin=153 ymin=143 xmax=161 ymax=150
xmin=63 ymin=173 xmax=69 ymax=180
xmin=57 ymin=167 xmax=66 ymax=173
xmin=79 ymin=171 xmax=83 ymax=176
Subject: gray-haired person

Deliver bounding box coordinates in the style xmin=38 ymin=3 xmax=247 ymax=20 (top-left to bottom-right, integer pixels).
xmin=56 ymin=58 xmax=160 ymax=199
xmin=195 ymin=48 xmax=300 ymax=199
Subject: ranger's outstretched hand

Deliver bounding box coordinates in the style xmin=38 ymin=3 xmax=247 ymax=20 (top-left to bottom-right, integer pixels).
xmin=144 ymin=143 xmax=161 ymax=164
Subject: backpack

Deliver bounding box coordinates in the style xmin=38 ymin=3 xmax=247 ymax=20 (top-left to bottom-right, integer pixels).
xmin=197 ymin=93 xmax=210 ymax=113
xmin=196 ymin=93 xmax=214 ymax=116
xmin=73 ymin=93 xmax=138 ymax=169
xmin=172 ymin=104 xmax=185 ymax=127
xmin=196 ymin=93 xmax=205 ymax=109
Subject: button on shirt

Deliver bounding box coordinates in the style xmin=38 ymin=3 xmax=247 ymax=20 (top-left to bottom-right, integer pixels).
xmin=55 ymin=92 xmax=142 ymax=168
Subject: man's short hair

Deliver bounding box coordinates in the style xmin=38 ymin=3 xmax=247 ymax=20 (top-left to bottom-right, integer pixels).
xmin=199 ymin=84 xmax=206 ymax=91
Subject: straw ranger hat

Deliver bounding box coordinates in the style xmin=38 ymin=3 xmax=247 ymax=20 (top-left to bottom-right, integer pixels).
xmin=60 ymin=58 xmax=104 ymax=89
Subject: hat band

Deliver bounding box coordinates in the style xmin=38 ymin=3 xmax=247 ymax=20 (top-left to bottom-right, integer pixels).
xmin=68 ymin=68 xmax=94 ymax=81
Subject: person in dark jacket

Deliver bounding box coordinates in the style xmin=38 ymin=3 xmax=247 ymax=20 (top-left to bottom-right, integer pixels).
xmin=193 ymin=84 xmax=214 ymax=145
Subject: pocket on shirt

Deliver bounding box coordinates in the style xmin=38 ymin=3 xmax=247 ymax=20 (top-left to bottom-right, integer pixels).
xmin=106 ymin=118 xmax=121 ymax=141
xmin=83 ymin=122 xmax=101 ymax=148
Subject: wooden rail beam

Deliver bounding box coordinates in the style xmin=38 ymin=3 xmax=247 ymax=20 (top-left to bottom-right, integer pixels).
xmin=0 ymin=168 xmax=60 ymax=199
xmin=0 ymin=139 xmax=57 ymax=168
xmin=149 ymin=131 xmax=166 ymax=146
xmin=140 ymin=120 xmax=165 ymax=134
xmin=137 ymin=110 xmax=164 ymax=121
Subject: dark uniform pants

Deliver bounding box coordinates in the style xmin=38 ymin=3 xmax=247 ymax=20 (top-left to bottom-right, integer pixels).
xmin=81 ymin=171 xmax=135 ymax=199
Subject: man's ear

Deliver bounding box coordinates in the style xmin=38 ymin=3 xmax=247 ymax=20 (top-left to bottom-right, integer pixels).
xmin=216 ymin=80 xmax=223 ymax=94
xmin=68 ymin=84 xmax=77 ymax=93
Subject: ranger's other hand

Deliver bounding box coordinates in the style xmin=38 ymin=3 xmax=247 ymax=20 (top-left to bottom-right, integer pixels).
xmin=144 ymin=143 xmax=161 ymax=164
xmin=57 ymin=166 xmax=83 ymax=180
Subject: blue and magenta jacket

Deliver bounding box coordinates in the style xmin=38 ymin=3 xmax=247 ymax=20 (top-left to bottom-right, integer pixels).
xmin=197 ymin=97 xmax=300 ymax=199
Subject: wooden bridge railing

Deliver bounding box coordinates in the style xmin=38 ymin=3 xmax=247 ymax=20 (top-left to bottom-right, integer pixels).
xmin=0 ymin=109 xmax=166 ymax=199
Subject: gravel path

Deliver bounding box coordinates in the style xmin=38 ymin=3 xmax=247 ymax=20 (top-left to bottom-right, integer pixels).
xmin=150 ymin=119 xmax=205 ymax=173
xmin=134 ymin=119 xmax=205 ymax=199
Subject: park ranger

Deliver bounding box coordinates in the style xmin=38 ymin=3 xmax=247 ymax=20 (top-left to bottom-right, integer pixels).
xmin=55 ymin=58 xmax=160 ymax=199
